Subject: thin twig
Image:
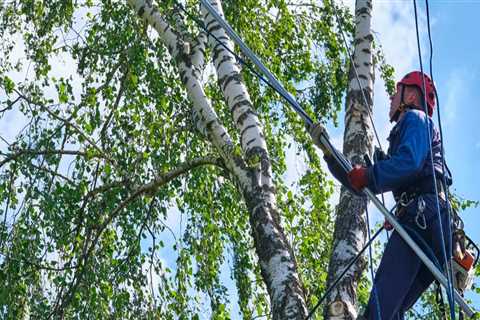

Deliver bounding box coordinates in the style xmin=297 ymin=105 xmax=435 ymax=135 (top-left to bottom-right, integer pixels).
xmin=0 ymin=149 xmax=97 ymax=168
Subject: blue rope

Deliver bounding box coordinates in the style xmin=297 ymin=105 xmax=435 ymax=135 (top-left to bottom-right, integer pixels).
xmin=411 ymin=1 xmax=455 ymax=318
xmin=424 ymin=0 xmax=456 ymax=307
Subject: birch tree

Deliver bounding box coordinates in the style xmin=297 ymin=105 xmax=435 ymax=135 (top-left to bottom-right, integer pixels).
xmin=0 ymin=0 xmax=358 ymax=319
xmin=323 ymin=0 xmax=375 ymax=319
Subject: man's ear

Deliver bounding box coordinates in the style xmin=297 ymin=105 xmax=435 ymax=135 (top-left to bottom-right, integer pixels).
xmin=403 ymin=89 xmax=415 ymax=105
xmin=404 ymin=87 xmax=421 ymax=106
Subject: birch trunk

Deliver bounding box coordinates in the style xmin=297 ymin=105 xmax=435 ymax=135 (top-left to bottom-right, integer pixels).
xmin=324 ymin=1 xmax=375 ymax=319
xmin=127 ymin=0 xmax=308 ymax=318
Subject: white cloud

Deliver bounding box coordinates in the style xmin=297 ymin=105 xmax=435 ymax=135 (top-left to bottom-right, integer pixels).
xmin=372 ymin=1 xmax=428 ymax=137
xmin=443 ymin=68 xmax=472 ymax=126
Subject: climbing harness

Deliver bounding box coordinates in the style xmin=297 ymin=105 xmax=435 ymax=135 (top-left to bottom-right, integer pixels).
xmin=398 ymin=192 xmax=416 ymax=208
xmin=177 ymin=0 xmax=476 ymax=317
xmin=392 ymin=192 xmax=428 ymax=231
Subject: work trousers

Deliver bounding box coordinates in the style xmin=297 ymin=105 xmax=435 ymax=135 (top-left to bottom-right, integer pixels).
xmin=363 ymin=194 xmax=451 ymax=320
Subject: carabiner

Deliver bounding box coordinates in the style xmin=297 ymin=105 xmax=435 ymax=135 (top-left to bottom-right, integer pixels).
xmin=415 ymin=196 xmax=427 ymax=230
xmin=415 ymin=212 xmax=427 ymax=230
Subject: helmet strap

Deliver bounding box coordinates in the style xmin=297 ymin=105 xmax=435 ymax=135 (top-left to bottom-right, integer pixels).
xmin=390 ymin=103 xmax=406 ymax=123
xmin=390 ymin=85 xmax=406 ymax=123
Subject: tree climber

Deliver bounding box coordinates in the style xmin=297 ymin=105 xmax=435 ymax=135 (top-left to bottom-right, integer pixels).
xmin=310 ymin=71 xmax=452 ymax=319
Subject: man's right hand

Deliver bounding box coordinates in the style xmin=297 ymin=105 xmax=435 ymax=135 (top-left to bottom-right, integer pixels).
xmin=308 ymin=123 xmax=331 ymax=156
xmin=373 ymin=146 xmax=389 ymax=163
xmin=384 ymin=220 xmax=393 ymax=231
xmin=347 ymin=165 xmax=368 ymax=191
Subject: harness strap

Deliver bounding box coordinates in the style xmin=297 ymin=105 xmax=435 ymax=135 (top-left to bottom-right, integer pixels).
xmin=394 ymin=177 xmax=446 ymax=203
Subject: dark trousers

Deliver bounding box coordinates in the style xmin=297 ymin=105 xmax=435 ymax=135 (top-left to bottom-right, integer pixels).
xmin=364 ymin=194 xmax=451 ymax=320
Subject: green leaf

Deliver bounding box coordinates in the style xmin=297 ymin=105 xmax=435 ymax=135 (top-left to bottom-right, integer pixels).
xmin=58 ymin=82 xmax=68 ymax=103
xmin=3 ymin=76 xmax=15 ymax=94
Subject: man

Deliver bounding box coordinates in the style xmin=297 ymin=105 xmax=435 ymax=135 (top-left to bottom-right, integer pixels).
xmin=310 ymin=71 xmax=452 ymax=319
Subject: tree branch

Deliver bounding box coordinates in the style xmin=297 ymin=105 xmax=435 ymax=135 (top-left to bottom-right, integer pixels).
xmin=128 ymin=0 xmax=237 ymax=158
xmin=201 ymin=0 xmax=273 ymax=191
xmin=127 ymin=0 xmax=262 ymax=202
xmin=11 ymin=88 xmax=113 ymax=165
xmin=51 ymin=156 xmax=221 ymax=315
xmin=191 ymin=29 xmax=208 ymax=73
xmin=0 ymin=149 xmax=101 ymax=168
xmin=99 ymin=71 xmax=127 ymax=146
xmin=30 ymin=163 xmax=75 ymax=184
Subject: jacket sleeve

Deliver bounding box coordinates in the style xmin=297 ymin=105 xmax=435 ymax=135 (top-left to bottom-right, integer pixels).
xmin=324 ymin=153 xmax=363 ymax=196
xmin=366 ymin=111 xmax=430 ymax=194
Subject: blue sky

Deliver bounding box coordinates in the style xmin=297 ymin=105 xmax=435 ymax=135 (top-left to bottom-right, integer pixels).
xmin=416 ymin=0 xmax=480 ymax=308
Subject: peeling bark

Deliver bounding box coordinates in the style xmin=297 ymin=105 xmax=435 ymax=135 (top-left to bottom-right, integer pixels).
xmin=245 ymin=195 xmax=307 ymax=319
xmin=324 ymin=0 xmax=375 ymax=319
xmin=127 ymin=1 xmax=307 ymax=318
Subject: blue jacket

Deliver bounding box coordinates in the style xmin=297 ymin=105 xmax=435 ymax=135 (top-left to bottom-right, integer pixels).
xmin=367 ymin=109 xmax=451 ymax=198
xmin=325 ymin=108 xmax=451 ymax=197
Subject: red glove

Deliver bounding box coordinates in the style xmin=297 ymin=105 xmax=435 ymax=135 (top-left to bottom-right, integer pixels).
xmin=384 ymin=220 xmax=393 ymax=231
xmin=347 ymin=165 xmax=368 ymax=192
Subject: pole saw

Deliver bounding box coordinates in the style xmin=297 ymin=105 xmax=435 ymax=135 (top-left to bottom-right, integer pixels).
xmin=199 ymin=0 xmax=475 ymax=317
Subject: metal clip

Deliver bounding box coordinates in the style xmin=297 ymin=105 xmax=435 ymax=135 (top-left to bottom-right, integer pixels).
xmin=399 ymin=192 xmax=414 ymax=207
xmin=417 ymin=196 xmax=426 ymax=212
xmin=415 ymin=196 xmax=427 ymax=230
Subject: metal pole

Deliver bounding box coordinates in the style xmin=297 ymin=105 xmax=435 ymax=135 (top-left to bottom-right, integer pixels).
xmin=200 ymin=0 xmax=475 ymax=317
xmin=200 ymin=0 xmax=313 ymax=126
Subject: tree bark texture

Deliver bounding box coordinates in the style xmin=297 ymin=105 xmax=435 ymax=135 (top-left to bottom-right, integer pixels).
xmin=127 ymin=0 xmax=308 ymax=318
xmin=324 ymin=1 xmax=375 ymax=319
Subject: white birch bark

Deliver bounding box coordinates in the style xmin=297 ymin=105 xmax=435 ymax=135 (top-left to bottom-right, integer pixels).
xmin=127 ymin=1 xmax=307 ymax=318
xmin=127 ymin=0 xmax=232 ymax=156
xmin=324 ymin=1 xmax=375 ymax=319
xmin=191 ymin=30 xmax=208 ymax=71
xmin=201 ymin=1 xmax=268 ymax=165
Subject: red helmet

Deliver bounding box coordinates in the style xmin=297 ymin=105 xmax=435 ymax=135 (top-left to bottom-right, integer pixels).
xmin=397 ymin=71 xmax=436 ymax=116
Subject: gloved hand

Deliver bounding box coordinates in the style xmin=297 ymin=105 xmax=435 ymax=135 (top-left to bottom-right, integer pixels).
xmin=347 ymin=165 xmax=368 ymax=192
xmin=384 ymin=220 xmax=393 ymax=231
xmin=373 ymin=146 xmax=389 ymax=163
xmin=308 ymin=122 xmax=331 ymax=156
